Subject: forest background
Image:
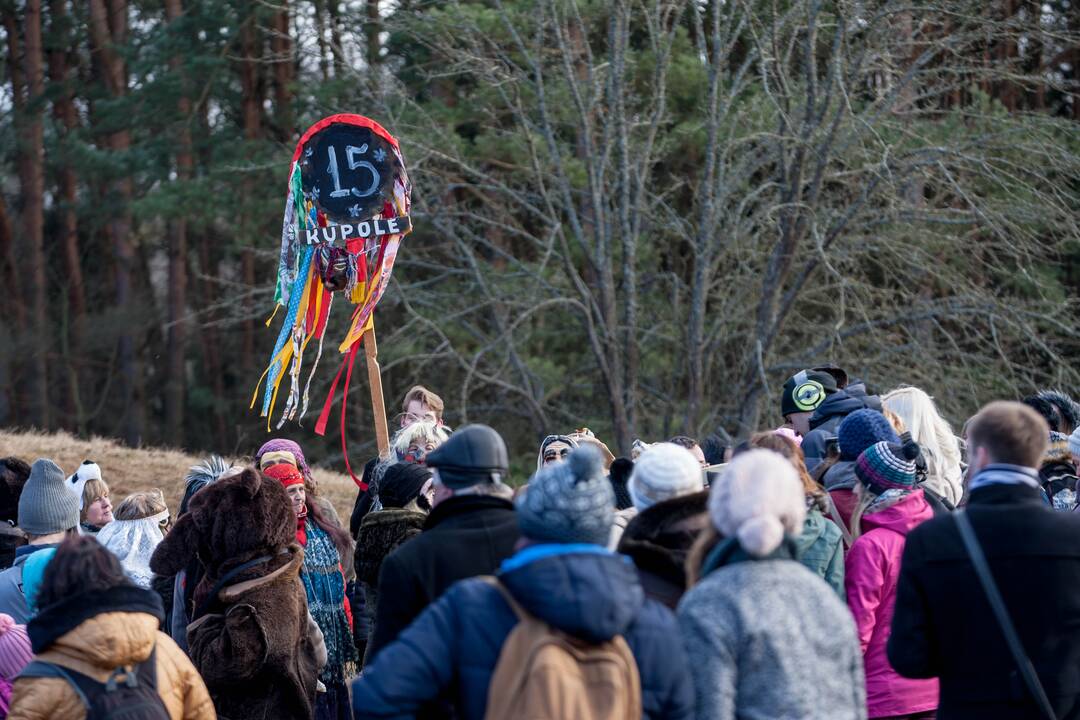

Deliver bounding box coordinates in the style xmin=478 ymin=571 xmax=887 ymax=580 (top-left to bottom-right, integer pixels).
xmin=1 ymin=0 xmax=1078 ymax=477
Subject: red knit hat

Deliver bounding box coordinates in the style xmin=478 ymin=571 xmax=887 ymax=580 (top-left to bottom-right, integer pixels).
xmin=263 ymin=463 xmax=305 ymax=488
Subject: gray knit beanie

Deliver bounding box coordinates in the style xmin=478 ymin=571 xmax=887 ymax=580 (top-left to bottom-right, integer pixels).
xmin=516 ymin=445 xmax=614 ymax=546
xmin=18 ymin=459 xmax=80 ymax=536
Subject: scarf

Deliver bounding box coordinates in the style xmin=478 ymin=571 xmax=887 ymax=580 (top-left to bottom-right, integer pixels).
xmin=295 ymin=504 xmax=308 ymax=546
xmin=300 ymin=519 xmax=358 ymax=685
xmin=968 ymin=464 xmax=1041 ymax=493
xmin=865 ymin=487 xmax=912 ymax=516
xmin=701 ymin=535 xmax=797 ymax=578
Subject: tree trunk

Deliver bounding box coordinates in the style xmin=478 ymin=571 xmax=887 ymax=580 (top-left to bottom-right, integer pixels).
xmin=47 ymin=0 xmax=87 ymax=431
xmin=365 ymin=0 xmax=379 ymax=75
xmin=270 ymin=2 xmax=293 ymax=140
xmin=6 ymin=0 xmax=50 ymax=429
xmin=238 ymin=3 xmax=264 ymax=377
xmin=163 ymin=0 xmax=192 ymax=445
xmin=89 ymin=0 xmax=141 ymax=445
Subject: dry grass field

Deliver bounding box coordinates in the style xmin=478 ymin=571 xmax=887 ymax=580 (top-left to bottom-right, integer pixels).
xmin=0 ymin=429 xmax=359 ymax=521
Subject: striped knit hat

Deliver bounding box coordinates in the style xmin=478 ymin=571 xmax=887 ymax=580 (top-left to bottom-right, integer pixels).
xmin=855 ymin=440 xmax=921 ymax=494
xmin=0 ymin=614 xmax=31 ymax=680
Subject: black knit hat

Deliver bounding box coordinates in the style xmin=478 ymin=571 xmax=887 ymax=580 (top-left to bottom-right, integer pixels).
xmin=426 ymin=424 xmax=509 ymax=489
xmin=608 ymin=458 xmax=635 ymax=511
xmin=781 ymin=370 xmax=838 ymax=417
xmin=378 ymin=463 xmax=433 ymax=509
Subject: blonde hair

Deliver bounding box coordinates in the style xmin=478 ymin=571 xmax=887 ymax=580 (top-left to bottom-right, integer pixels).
xmin=114 ymin=489 xmax=168 ymax=521
xmin=881 ymin=408 xmax=906 ymax=434
xmin=80 ymin=478 xmax=109 ymax=522
xmin=883 ymin=386 xmax=962 ymax=487
xmin=849 ymin=482 xmax=876 ymax=540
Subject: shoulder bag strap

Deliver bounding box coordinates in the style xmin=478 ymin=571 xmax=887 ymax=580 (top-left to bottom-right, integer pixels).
xmin=478 ymin=575 xmax=530 ymax=622
xmin=955 ymin=509 xmax=1057 ymax=720
xmin=823 ymin=493 xmax=854 ymax=548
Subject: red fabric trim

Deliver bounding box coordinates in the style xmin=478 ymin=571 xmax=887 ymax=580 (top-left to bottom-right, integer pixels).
xmin=290 ymin=114 xmax=400 ymax=164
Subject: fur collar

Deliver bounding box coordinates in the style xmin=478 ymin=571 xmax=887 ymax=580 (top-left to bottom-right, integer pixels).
xmin=29 ymin=585 xmax=163 ymax=654
xmin=617 ymin=492 xmax=708 ymax=589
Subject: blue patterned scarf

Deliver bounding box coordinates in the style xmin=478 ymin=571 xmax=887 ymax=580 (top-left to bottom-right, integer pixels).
xmin=301 ymin=519 xmax=358 ymax=684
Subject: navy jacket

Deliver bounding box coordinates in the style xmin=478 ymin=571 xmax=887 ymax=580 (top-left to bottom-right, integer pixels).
xmin=352 ymin=547 xmax=694 ymax=720
xmin=888 ymin=483 xmax=1080 ymax=719
xmin=803 ymin=391 xmax=869 ymax=472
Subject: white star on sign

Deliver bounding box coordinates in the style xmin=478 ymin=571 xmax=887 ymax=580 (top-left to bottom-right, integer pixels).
xmin=373 ymin=148 xmax=387 ymax=162
xmin=349 ymin=204 xmax=362 ymax=217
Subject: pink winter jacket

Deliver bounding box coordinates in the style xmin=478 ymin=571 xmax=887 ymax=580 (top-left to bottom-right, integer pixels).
xmin=845 ymin=490 xmax=939 ymax=718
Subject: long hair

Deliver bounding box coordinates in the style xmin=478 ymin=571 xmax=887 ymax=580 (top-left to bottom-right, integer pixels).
xmin=883 ymin=387 xmax=962 ymax=488
xmin=307 ymin=498 xmax=353 ymax=562
xmin=749 ymin=431 xmax=827 ymax=510
xmin=36 ymin=536 xmax=133 ymax=609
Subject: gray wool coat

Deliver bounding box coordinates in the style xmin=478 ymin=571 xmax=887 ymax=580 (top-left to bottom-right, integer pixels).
xmin=678 ymin=557 xmax=867 ymax=720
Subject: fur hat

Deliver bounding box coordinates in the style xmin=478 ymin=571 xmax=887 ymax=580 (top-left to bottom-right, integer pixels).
xmin=1044 ymin=432 xmax=1073 ymax=467
xmin=838 ymin=409 xmax=900 ymax=461
xmin=708 ymin=449 xmax=806 ymax=557
xmin=629 ymin=443 xmax=704 ymax=511
xmin=65 ymin=461 xmax=101 ymax=511
xmin=150 ymin=468 xmax=294 ymax=580
xmin=517 ymin=446 xmax=613 ymax=546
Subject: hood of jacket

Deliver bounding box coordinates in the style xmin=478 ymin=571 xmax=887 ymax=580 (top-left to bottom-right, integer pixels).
xmin=810 ymin=391 xmax=867 ymax=430
xmin=861 ymin=489 xmax=932 ymax=536
xmin=617 ymin=492 xmax=708 ymax=590
xmin=499 ymin=548 xmax=644 ymax=644
xmin=28 ymin=584 xmax=164 ymax=659
xmin=793 ymin=508 xmax=834 ymax=556
xmin=822 ymin=460 xmax=858 ymax=491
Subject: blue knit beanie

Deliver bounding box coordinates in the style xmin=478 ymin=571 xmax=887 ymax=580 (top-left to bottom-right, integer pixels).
xmin=516 ymin=446 xmax=613 ymax=546
xmin=838 ymin=409 xmax=899 ymax=461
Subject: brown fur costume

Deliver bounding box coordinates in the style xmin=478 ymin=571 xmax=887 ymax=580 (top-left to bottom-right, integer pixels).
xmin=150 ymin=468 xmax=323 ymax=720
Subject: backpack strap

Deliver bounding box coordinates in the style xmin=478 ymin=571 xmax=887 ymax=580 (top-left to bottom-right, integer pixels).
xmin=18 ymin=660 xmax=92 ymax=709
xmin=822 ymin=493 xmax=854 ymax=548
xmin=478 ymin=575 xmax=529 ymax=623
xmin=193 ymin=554 xmax=274 ymax=619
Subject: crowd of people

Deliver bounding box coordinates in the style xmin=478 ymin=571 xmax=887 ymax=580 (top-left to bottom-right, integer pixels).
xmin=0 ymin=374 xmax=1078 ymax=719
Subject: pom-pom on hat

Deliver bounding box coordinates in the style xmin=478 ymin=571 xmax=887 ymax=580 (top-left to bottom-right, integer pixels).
xmin=707 ymin=449 xmax=806 ymax=558
xmin=629 ymin=443 xmax=704 ymax=511
xmin=838 ymin=409 xmax=900 ymax=461
xmin=855 ymin=440 xmax=921 ymax=494
xmin=516 ymin=445 xmax=614 ymax=546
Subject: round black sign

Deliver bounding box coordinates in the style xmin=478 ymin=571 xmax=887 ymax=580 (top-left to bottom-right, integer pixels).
xmin=298 ymin=122 xmax=404 ymax=225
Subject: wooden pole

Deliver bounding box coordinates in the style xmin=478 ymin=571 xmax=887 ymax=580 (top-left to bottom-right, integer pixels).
xmin=363 ymin=323 xmax=390 ymax=458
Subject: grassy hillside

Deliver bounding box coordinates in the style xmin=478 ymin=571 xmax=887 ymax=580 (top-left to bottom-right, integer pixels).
xmin=0 ymin=429 xmax=359 ymax=522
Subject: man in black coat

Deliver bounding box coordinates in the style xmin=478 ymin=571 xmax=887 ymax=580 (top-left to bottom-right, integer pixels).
xmin=888 ymin=401 xmax=1080 ymax=720
xmin=366 ymin=424 xmax=519 ymax=660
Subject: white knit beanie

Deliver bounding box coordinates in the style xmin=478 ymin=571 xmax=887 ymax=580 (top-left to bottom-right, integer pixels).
xmin=629 ymin=443 xmax=704 ymax=511
xmin=1070 ymin=426 xmax=1080 ymax=459
xmin=708 ymin=449 xmax=806 ymax=557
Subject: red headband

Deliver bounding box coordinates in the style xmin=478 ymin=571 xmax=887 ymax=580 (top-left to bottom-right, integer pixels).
xmin=264 ymin=463 xmax=305 ymax=488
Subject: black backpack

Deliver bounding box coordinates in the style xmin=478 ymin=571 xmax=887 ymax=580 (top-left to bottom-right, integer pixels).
xmin=18 ymin=645 xmax=170 ymax=720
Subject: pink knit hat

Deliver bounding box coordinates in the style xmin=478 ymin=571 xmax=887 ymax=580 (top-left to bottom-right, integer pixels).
xmin=0 ymin=613 xmax=32 ymax=679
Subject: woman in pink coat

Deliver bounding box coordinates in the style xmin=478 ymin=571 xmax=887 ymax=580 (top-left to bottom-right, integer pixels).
xmin=845 ymin=440 xmax=939 ymax=720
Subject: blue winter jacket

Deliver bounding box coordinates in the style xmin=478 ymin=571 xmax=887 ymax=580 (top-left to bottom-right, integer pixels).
xmin=351 ymin=545 xmax=695 ymax=720
xmin=803 ymin=391 xmax=871 ymax=473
